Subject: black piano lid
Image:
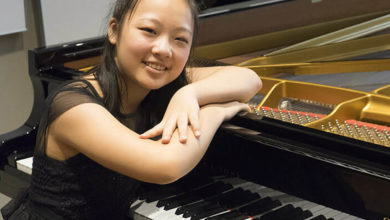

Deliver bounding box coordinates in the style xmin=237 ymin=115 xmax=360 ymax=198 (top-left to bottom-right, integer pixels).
xmin=31 ymin=37 xmax=105 ymax=70
xmin=228 ymin=113 xmax=390 ymax=180
xmin=198 ymin=0 xmax=290 ymax=18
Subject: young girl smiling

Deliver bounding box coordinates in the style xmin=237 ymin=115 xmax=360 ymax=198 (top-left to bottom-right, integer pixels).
xmin=2 ymin=0 xmax=261 ymax=219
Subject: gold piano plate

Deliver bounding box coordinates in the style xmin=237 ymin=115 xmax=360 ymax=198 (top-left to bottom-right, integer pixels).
xmin=251 ymin=76 xmax=390 ymax=147
xmin=257 ymin=77 xmax=366 ymax=108
xmin=306 ymin=94 xmax=390 ymax=147
xmin=372 ymin=84 xmax=390 ymax=97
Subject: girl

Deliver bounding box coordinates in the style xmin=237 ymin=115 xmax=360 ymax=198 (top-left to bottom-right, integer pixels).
xmin=2 ymin=0 xmax=261 ymax=219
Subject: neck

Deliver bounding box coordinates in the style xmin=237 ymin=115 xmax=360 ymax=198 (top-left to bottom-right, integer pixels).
xmin=120 ymin=79 xmax=150 ymax=115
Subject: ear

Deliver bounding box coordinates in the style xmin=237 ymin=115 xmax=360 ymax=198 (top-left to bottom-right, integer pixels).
xmin=108 ymin=18 xmax=118 ymax=45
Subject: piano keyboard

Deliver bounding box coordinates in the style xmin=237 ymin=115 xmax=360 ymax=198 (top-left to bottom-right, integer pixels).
xmin=130 ymin=177 xmax=363 ymax=220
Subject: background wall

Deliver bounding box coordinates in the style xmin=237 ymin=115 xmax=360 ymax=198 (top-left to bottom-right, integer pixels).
xmin=0 ymin=0 xmax=43 ymax=134
xmin=40 ymin=0 xmax=113 ymax=46
xmin=0 ymin=0 xmax=113 ymax=134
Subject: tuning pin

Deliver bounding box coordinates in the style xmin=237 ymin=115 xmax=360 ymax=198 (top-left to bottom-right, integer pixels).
xmin=362 ymin=125 xmax=376 ymax=143
xmin=328 ymin=121 xmax=336 ymax=133
xmin=270 ymin=108 xmax=277 ymax=119
xmin=344 ymin=121 xmax=354 ymax=138
xmin=296 ymin=113 xmax=304 ymax=125
xmin=261 ymin=107 xmax=267 ymax=116
xmin=287 ymin=111 xmax=294 ymax=124
xmin=305 ymin=114 xmax=311 ymax=123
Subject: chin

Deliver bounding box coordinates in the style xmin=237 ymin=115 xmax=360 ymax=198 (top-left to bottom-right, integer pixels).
xmin=140 ymin=80 xmax=168 ymax=90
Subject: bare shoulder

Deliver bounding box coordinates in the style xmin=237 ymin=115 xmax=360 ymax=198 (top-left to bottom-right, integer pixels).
xmin=46 ymin=102 xmax=110 ymax=160
xmin=81 ymin=73 xmax=104 ymax=98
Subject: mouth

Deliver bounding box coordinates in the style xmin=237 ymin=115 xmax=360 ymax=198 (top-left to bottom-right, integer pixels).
xmin=143 ymin=61 xmax=168 ymax=71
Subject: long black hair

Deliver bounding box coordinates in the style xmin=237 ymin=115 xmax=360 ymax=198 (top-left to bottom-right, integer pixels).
xmin=91 ymin=0 xmax=199 ymax=130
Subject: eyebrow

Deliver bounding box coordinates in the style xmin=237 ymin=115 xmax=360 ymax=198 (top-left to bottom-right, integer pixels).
xmin=138 ymin=18 xmax=193 ymax=35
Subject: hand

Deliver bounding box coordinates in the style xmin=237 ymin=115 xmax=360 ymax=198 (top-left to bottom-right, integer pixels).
xmin=140 ymin=86 xmax=200 ymax=144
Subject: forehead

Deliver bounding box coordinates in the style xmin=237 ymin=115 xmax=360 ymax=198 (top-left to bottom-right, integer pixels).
xmin=129 ymin=0 xmax=194 ymax=32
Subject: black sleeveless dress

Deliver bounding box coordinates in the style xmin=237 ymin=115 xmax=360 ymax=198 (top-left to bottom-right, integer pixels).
xmin=2 ymin=80 xmax=145 ymax=220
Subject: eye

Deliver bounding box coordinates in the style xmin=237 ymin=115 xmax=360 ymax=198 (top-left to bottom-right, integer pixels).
xmin=175 ymin=37 xmax=189 ymax=44
xmin=140 ymin=27 xmax=156 ymax=35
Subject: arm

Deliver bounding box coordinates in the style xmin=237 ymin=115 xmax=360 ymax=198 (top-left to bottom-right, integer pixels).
xmin=49 ymin=102 xmax=249 ymax=185
xmin=187 ymin=65 xmax=262 ymax=105
xmin=141 ymin=66 xmax=262 ymax=142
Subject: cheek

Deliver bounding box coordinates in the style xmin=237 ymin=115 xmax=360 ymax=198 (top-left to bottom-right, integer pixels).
xmin=119 ymin=36 xmax=150 ymax=61
xmin=174 ymin=48 xmax=190 ymax=70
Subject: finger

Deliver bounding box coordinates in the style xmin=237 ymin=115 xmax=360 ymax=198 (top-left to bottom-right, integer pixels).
xmin=225 ymin=102 xmax=252 ymax=120
xmin=140 ymin=123 xmax=164 ymax=139
xmin=241 ymin=103 xmax=251 ymax=112
xmin=177 ymin=114 xmax=188 ymax=143
xmin=188 ymin=112 xmax=200 ymax=138
xmin=235 ymin=103 xmax=251 ymax=115
xmin=162 ymin=119 xmax=177 ymax=144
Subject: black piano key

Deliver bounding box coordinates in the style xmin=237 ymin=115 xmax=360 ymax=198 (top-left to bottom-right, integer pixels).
xmin=309 ymin=215 xmax=327 ymax=220
xmin=176 ymin=201 xmax=202 ymax=215
xmin=290 ymin=210 xmax=313 ymax=220
xmin=216 ymin=188 xmax=246 ymax=205
xmin=287 ymin=207 xmax=306 ymax=220
xmin=190 ymin=189 xmax=261 ymax=220
xmin=184 ymin=188 xmax=245 ymax=218
xmin=260 ymin=204 xmax=295 ymax=220
xmin=239 ymin=197 xmax=282 ymax=216
xmin=182 ymin=201 xmax=214 ymax=218
xmin=280 ymin=206 xmax=304 ymax=219
xmin=160 ymin=181 xmax=232 ymax=210
xmin=144 ymin=177 xmax=214 ymax=203
xmin=220 ymin=190 xmax=260 ymax=208
xmin=142 ymin=186 xmax=181 ymax=202
xmin=175 ymin=184 xmax=238 ymax=215
xmin=205 ymin=210 xmax=248 ymax=220
xmin=191 ymin=203 xmax=226 ymax=220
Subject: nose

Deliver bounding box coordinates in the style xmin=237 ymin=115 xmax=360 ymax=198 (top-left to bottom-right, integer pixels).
xmin=152 ymin=36 xmax=172 ymax=58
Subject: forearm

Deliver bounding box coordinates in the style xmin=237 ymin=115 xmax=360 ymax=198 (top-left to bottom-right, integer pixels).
xmin=187 ymin=66 xmax=262 ymax=106
xmin=156 ymin=106 xmax=224 ymax=182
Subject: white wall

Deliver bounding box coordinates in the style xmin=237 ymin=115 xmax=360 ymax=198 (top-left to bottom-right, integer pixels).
xmin=40 ymin=0 xmax=115 ymax=46
xmin=0 ymin=0 xmax=26 ymax=36
xmin=0 ymin=0 xmax=38 ymax=134
xmin=0 ymin=0 xmax=115 ymax=134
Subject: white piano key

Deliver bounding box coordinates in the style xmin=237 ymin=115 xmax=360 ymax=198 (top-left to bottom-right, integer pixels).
xmin=331 ymin=212 xmax=350 ymax=219
xmin=154 ymin=208 xmax=182 ymax=220
xmin=16 ymin=156 xmax=33 ymax=174
xmin=322 ymin=208 xmax=343 ymax=218
xmin=131 ymin=200 xmax=161 ymax=220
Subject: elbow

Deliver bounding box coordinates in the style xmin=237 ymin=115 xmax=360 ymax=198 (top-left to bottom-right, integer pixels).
xmin=152 ymin=153 xmax=188 ymax=185
xmin=156 ymin=173 xmax=181 ymax=185
xmin=155 ymin=168 xmax=184 ymax=185
xmin=237 ymin=67 xmax=262 ymax=101
xmin=248 ymin=68 xmax=262 ymax=93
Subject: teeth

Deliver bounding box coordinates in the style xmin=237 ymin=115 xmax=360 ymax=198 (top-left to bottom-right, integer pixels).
xmin=145 ymin=62 xmax=166 ymax=71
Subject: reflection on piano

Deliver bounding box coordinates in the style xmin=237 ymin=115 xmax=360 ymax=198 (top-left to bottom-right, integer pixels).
xmin=2 ymin=0 xmax=390 ymax=219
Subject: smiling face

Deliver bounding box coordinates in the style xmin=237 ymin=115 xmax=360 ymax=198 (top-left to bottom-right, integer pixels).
xmin=108 ymin=0 xmax=194 ymax=91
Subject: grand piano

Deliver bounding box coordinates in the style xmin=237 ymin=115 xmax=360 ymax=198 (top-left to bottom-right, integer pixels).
xmin=2 ymin=0 xmax=390 ymax=219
